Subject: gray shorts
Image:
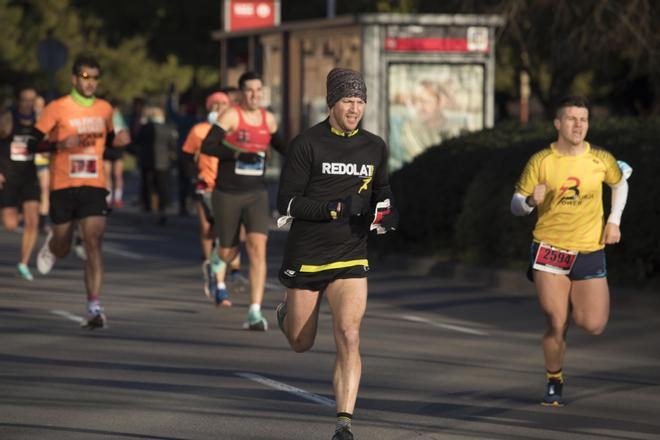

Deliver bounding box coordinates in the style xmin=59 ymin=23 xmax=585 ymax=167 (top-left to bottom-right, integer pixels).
xmin=211 ymin=189 xmax=269 ymax=248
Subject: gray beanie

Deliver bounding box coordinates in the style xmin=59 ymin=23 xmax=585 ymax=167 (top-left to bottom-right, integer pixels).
xmin=326 ymin=67 xmax=367 ymax=108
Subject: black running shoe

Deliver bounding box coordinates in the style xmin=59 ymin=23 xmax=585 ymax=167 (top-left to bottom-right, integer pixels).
xmin=541 ymin=379 xmax=564 ymax=407
xmin=332 ymin=427 xmax=354 ymax=440
xmin=276 ymin=301 xmax=287 ymax=333
xmin=82 ymin=312 xmax=107 ymax=330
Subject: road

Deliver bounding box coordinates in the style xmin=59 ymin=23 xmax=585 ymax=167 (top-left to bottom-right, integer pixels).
xmin=1 ymin=205 xmax=659 ymax=440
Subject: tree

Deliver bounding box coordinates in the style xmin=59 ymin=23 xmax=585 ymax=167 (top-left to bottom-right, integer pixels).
xmin=494 ymin=0 xmax=660 ymax=116
xmin=0 ymin=0 xmax=198 ymax=104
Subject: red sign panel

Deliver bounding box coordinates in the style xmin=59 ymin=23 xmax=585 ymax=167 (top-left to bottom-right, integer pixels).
xmin=385 ymin=37 xmax=469 ymax=52
xmin=384 ymin=26 xmax=490 ymax=53
xmin=224 ymin=0 xmax=280 ymax=31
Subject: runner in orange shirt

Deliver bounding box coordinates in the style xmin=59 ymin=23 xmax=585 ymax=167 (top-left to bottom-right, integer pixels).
xmin=182 ymin=91 xmax=235 ymax=305
xmin=32 ymin=55 xmax=129 ymax=329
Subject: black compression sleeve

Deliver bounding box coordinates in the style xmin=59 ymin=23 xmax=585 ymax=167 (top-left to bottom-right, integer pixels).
xmin=270 ymin=130 xmax=287 ymax=156
xmin=182 ymin=152 xmax=197 ymax=181
xmin=287 ymin=197 xmax=333 ymax=220
xmin=105 ymin=131 xmax=115 ymax=148
xmin=277 ymin=135 xmax=332 ymax=221
xmin=27 ymin=128 xmax=50 ymax=153
xmin=200 ymin=125 xmax=235 ymax=160
xmin=370 ymin=140 xmax=394 ymax=205
xmin=182 ymin=152 xmax=195 ymax=180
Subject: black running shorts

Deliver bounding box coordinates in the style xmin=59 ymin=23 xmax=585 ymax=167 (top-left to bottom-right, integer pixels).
xmin=279 ymin=264 xmax=369 ymax=292
xmin=103 ymin=147 xmax=123 ymax=162
xmin=0 ymin=171 xmax=40 ymax=208
xmin=211 ymin=189 xmax=270 ymax=248
xmin=527 ymin=241 xmax=607 ymax=282
xmin=50 ymin=186 xmax=109 ymax=225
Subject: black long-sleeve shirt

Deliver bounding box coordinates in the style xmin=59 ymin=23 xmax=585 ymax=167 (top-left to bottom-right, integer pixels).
xmin=278 ymin=119 xmax=391 ymax=273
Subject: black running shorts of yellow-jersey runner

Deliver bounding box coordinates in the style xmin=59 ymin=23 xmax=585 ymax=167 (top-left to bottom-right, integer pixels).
xmin=279 ymin=261 xmax=369 ymax=292
xmin=527 ymin=241 xmax=607 ymax=282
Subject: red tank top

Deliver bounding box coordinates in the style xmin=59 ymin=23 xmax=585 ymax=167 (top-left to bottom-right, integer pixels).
xmin=223 ymin=106 xmax=271 ymax=153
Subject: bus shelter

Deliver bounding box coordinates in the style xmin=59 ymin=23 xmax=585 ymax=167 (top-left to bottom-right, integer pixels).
xmin=212 ymin=13 xmax=505 ymax=171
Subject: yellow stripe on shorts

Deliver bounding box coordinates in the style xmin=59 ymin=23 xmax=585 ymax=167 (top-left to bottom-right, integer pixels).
xmin=299 ymin=259 xmax=369 ymax=273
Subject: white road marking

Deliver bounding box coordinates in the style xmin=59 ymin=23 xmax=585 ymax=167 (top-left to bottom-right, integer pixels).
xmin=103 ymin=243 xmax=144 ymax=260
xmin=402 ymin=314 xmax=490 ymax=336
xmin=236 ymin=372 xmax=335 ymax=407
xmin=50 ymin=309 xmax=85 ymax=324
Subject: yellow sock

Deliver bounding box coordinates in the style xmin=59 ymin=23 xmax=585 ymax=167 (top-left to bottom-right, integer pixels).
xmin=546 ymin=370 xmax=563 ymax=383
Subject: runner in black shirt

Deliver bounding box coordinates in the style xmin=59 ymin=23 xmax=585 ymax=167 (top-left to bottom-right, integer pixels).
xmin=275 ymin=68 xmax=398 ymax=440
xmin=200 ymin=71 xmax=286 ymax=331
xmin=0 ymin=86 xmax=41 ymax=281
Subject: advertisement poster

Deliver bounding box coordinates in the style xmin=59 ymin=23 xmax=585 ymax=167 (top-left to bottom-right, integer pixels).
xmin=388 ymin=63 xmax=485 ymax=170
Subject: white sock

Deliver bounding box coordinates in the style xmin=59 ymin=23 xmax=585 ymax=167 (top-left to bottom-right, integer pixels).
xmin=249 ymin=304 xmax=261 ymax=314
xmin=115 ymin=188 xmax=123 ymax=202
xmin=87 ymin=300 xmax=101 ymax=315
xmin=217 ymin=281 xmax=226 ymax=289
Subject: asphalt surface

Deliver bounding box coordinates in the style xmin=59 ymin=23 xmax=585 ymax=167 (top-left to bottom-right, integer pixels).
xmin=1 ymin=197 xmax=660 ymax=440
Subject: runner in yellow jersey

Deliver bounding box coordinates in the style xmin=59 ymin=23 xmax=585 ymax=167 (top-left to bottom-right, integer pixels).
xmin=511 ymin=95 xmax=630 ymax=407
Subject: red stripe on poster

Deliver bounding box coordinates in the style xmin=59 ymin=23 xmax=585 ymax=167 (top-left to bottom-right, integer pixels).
xmin=384 ymin=37 xmax=488 ymax=52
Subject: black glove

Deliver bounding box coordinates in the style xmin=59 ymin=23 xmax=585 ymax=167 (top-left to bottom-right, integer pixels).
xmin=379 ymin=208 xmax=399 ymax=231
xmin=236 ymin=152 xmax=261 ymax=164
xmin=327 ymin=194 xmax=367 ymax=220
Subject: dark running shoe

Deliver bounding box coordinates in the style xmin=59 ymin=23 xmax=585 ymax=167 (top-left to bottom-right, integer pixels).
xmin=276 ymin=301 xmax=287 ymax=334
xmin=243 ymin=309 xmax=268 ymax=331
xmin=82 ymin=312 xmax=107 ymax=330
xmin=215 ymin=287 xmax=232 ymax=307
xmin=332 ymin=427 xmax=354 ymax=440
xmin=541 ymin=379 xmax=564 ymax=407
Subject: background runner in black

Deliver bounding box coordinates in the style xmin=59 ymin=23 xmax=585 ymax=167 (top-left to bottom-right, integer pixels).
xmin=0 ymin=85 xmax=41 ymax=281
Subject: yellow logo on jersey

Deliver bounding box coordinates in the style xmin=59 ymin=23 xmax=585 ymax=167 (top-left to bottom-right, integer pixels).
xmin=358 ymin=176 xmax=372 ymax=193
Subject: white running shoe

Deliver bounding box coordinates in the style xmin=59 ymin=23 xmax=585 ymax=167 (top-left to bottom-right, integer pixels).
xmin=36 ymin=231 xmax=56 ymax=274
xmin=73 ymin=235 xmax=87 ymax=261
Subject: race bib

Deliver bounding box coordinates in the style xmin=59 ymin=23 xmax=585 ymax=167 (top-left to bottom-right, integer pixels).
xmin=69 ymin=154 xmax=99 ymax=178
xmin=10 ymin=136 xmax=34 ymax=162
xmin=533 ymin=242 xmax=578 ymax=275
xmin=235 ymin=153 xmax=265 ymax=176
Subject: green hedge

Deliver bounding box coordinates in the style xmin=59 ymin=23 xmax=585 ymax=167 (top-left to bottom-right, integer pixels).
xmin=386 ymin=118 xmax=660 ymax=285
